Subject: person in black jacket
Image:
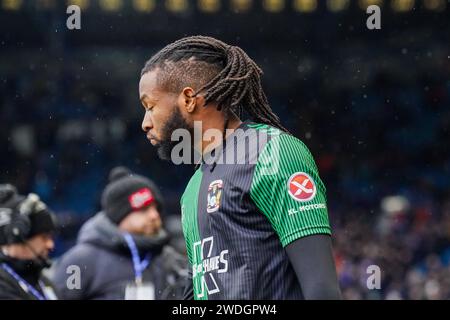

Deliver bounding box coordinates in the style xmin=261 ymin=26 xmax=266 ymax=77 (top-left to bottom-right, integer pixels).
xmin=52 ymin=167 xmax=188 ymax=300
xmin=0 ymin=184 xmax=58 ymax=300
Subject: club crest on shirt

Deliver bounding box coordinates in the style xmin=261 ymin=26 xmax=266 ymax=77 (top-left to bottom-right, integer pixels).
xmin=207 ymin=180 xmax=223 ymax=213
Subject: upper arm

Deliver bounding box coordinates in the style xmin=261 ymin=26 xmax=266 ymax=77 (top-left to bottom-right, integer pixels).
xmin=250 ymin=133 xmax=331 ymax=247
xmin=285 ymin=234 xmax=341 ymax=300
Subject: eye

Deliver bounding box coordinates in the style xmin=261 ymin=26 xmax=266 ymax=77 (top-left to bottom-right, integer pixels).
xmin=143 ymin=104 xmax=153 ymax=112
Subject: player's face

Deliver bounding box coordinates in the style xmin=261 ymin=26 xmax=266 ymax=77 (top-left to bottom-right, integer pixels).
xmin=139 ymin=70 xmax=194 ymax=160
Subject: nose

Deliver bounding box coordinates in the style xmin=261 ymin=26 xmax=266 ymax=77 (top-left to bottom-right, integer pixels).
xmin=147 ymin=207 xmax=160 ymax=220
xmin=46 ymin=237 xmax=55 ymax=251
xmin=141 ymin=111 xmax=153 ymax=133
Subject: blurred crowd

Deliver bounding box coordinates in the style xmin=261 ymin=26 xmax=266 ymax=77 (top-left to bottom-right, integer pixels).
xmin=333 ymin=198 xmax=450 ymax=299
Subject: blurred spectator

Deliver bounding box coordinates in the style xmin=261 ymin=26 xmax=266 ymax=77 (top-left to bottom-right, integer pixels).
xmin=51 ymin=167 xmax=188 ymax=300
xmin=0 ymin=185 xmax=58 ymax=300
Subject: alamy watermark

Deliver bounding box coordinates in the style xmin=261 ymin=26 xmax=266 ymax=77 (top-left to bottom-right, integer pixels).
xmin=366 ymin=264 xmax=381 ymax=290
xmin=166 ymin=121 xmax=282 ymax=176
xmin=66 ymin=5 xmax=81 ymax=30
xmin=366 ymin=5 xmax=381 ymax=30
xmin=66 ymin=265 xmax=81 ymax=290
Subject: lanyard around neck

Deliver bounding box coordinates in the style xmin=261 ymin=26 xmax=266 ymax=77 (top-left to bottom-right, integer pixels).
xmin=1 ymin=263 xmax=48 ymax=300
xmin=123 ymin=233 xmax=152 ymax=285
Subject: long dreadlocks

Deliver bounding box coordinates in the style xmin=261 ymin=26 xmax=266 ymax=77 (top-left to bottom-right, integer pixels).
xmin=141 ymin=35 xmax=289 ymax=133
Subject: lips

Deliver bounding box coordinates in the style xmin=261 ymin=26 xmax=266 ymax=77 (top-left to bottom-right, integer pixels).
xmin=147 ymin=134 xmax=157 ymax=145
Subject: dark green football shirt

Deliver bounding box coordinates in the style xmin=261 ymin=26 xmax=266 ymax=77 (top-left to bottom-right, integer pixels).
xmin=181 ymin=120 xmax=331 ymax=299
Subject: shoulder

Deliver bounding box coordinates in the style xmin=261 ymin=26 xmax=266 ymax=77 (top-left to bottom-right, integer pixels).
xmin=52 ymin=242 xmax=101 ymax=281
xmin=253 ymin=128 xmax=319 ymax=177
xmin=239 ymin=123 xmax=315 ymax=165
xmin=250 ymin=128 xmax=327 ymax=203
xmin=57 ymin=242 xmax=100 ymax=265
xmin=181 ymin=167 xmax=203 ymax=203
xmin=260 ymin=129 xmax=315 ymax=161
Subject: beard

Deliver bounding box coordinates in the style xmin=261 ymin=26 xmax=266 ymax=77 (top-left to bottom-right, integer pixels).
xmin=153 ymin=106 xmax=194 ymax=161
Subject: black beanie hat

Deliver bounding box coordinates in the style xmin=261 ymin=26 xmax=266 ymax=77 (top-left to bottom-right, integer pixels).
xmin=101 ymin=167 xmax=164 ymax=225
xmin=26 ymin=195 xmax=57 ymax=239
xmin=0 ymin=185 xmax=56 ymax=245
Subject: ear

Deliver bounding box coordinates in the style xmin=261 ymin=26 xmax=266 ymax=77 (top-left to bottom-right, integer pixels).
xmin=178 ymin=87 xmax=205 ymax=114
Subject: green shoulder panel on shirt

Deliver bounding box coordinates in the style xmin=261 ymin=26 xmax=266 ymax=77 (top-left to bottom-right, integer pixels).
xmin=180 ymin=167 xmax=208 ymax=300
xmin=250 ymin=131 xmax=331 ymax=247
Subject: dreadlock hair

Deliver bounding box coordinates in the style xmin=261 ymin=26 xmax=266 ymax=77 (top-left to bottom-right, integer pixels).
xmin=141 ymin=35 xmax=289 ymax=133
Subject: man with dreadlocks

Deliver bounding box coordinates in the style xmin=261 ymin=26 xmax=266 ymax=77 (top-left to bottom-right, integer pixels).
xmin=139 ymin=36 xmax=341 ymax=300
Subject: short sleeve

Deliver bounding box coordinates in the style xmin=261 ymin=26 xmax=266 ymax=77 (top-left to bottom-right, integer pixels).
xmin=250 ymin=133 xmax=331 ymax=247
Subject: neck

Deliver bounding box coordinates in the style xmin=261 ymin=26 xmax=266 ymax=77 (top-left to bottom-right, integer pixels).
xmin=200 ymin=112 xmax=242 ymax=155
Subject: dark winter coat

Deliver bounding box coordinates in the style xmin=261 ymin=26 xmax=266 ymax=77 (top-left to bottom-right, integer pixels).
xmin=52 ymin=212 xmax=187 ymax=300
xmin=0 ymin=252 xmax=57 ymax=300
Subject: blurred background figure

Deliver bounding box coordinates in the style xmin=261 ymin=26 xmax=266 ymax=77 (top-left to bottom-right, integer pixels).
xmin=0 ymin=184 xmax=58 ymax=300
xmin=52 ymin=167 xmax=188 ymax=300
